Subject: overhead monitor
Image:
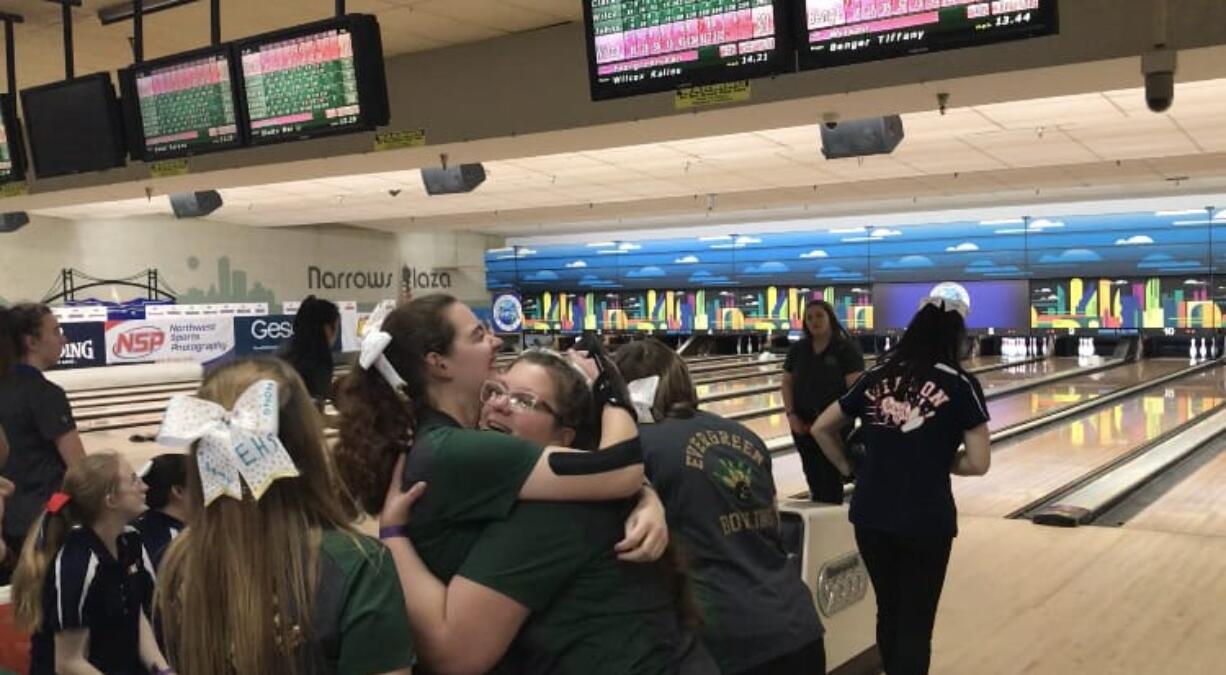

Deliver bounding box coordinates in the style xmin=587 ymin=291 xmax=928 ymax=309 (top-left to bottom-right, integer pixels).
xmin=237 ymin=14 xmax=390 ymax=145
xmin=584 ymin=0 xmax=793 ymax=101
xmin=797 ymin=0 xmax=1059 ymax=70
xmin=120 ymin=45 xmax=244 ymax=161
xmin=21 ymin=73 xmax=127 ymax=178
xmin=0 ymin=94 xmax=27 ymax=184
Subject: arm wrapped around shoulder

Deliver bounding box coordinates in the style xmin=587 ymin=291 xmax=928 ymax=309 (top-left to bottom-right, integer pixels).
xmin=548 ymin=436 xmax=643 ymax=476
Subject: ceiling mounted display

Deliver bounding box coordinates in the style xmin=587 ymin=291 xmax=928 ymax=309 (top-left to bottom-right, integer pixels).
xmin=583 ymin=0 xmax=794 ymax=101
xmin=796 ymin=0 xmax=1059 ymax=70
xmin=236 ymin=14 xmax=390 ymax=145
xmin=119 ymin=44 xmax=245 ymax=161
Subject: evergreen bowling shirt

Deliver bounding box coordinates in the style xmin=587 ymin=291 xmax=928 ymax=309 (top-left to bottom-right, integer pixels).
xmin=402 ymin=408 xmax=545 ymax=580
xmin=459 ymin=501 xmax=718 ymax=675
xmin=839 ymin=362 xmax=990 ymax=538
xmin=298 ymin=530 xmax=416 ymax=675
xmin=0 ymin=364 xmax=75 ymax=540
xmin=131 ymin=509 xmax=183 ymax=572
xmin=783 ymin=338 xmax=865 ymax=422
xmin=30 ymin=527 xmax=154 ymax=675
xmin=639 ymin=411 xmax=823 ymax=674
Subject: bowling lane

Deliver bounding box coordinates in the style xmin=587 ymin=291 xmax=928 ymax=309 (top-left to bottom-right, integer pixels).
xmin=984 ymin=359 xmax=1191 ymax=431
xmin=693 ymin=363 xmax=781 ymax=384
xmin=1125 ymin=433 xmax=1226 ymax=538
xmin=974 ymin=357 xmax=1085 ymax=395
xmin=702 ymin=390 xmax=781 ymax=417
xmin=953 ymin=363 xmax=1226 ymax=518
xmin=741 ymin=411 xmax=792 ymax=447
xmin=695 ymin=373 xmax=782 ymax=399
xmin=688 ymin=356 xmax=776 ymax=374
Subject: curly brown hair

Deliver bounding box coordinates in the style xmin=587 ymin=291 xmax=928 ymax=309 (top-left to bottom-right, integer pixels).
xmin=333 ymin=294 xmax=458 ymax=514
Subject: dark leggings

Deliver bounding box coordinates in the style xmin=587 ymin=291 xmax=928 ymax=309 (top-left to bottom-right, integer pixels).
xmin=733 ymin=638 xmax=826 ymax=675
xmin=854 ymin=527 xmax=953 ymax=675
xmin=792 ymin=429 xmax=845 ymax=504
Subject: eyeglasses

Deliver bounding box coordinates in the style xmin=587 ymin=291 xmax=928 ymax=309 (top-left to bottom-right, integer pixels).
xmin=480 ymin=380 xmax=559 ymax=419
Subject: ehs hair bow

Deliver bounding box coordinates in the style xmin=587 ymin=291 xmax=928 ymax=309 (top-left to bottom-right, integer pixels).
xmin=156 ymin=380 xmax=300 ymax=507
xmin=359 ymin=303 xmax=408 ymax=391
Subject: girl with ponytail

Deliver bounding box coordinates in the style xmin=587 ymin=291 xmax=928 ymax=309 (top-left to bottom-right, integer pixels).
xmin=11 ymin=452 xmax=171 ymax=675
xmin=812 ymin=298 xmax=992 ymax=675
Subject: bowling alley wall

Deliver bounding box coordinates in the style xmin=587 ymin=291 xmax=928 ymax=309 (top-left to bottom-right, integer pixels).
xmin=488 ymin=209 xmax=1226 ymax=334
xmin=0 ymin=214 xmax=497 ymax=310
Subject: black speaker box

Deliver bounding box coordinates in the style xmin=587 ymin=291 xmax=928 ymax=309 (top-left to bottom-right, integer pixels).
xmin=0 ymin=211 xmax=28 ymax=233
xmin=820 ymin=115 xmax=905 ymax=159
xmin=421 ymin=164 xmax=487 ymax=195
xmin=169 ymin=190 xmax=223 ymax=218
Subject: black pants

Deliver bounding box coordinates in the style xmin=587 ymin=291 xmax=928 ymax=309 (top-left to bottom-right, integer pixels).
xmin=855 ymin=527 xmax=953 ymax=675
xmin=733 ymin=638 xmax=826 ymax=675
xmin=793 ymin=430 xmax=844 ymax=504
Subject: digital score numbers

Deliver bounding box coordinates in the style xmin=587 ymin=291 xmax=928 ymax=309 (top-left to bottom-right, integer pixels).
xmin=241 ymin=26 xmax=364 ymax=143
xmin=585 ymin=0 xmax=791 ymax=100
xmin=132 ymin=53 xmax=241 ymax=159
xmin=799 ymin=0 xmax=1059 ymax=68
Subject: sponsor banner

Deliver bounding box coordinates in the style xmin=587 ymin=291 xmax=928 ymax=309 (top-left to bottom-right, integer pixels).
xmin=490 ymin=293 xmax=523 ymax=333
xmin=57 ymin=322 xmax=106 ymax=369
xmin=52 ymin=306 xmax=109 ymax=323
xmin=104 ymin=317 xmax=236 ymax=365
xmin=234 ymin=315 xmax=296 ymax=356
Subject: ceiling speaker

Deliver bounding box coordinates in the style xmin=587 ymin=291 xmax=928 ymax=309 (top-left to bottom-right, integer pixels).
xmin=0 ymin=211 xmax=28 ymax=233
xmin=820 ymin=115 xmax=905 ymax=159
xmin=169 ymin=190 xmax=223 ymax=218
xmin=421 ymin=164 xmax=486 ymax=196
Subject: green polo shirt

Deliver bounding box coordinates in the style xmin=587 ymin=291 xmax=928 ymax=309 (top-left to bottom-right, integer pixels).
xmin=403 ymin=408 xmax=545 ymax=580
xmin=309 ymin=530 xmax=415 ymax=675
xmin=459 ymin=502 xmax=716 ymax=674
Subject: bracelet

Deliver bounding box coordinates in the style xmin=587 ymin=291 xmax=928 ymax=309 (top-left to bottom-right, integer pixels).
xmin=152 ymin=667 xmax=175 ymax=675
xmin=379 ymin=525 xmax=411 ymax=540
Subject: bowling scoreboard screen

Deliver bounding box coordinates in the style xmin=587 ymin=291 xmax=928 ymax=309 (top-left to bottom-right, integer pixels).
xmin=0 ymin=95 xmax=26 ymax=184
xmin=872 ymin=280 xmax=1029 ymax=332
xmin=584 ymin=0 xmax=793 ymax=101
xmin=238 ymin=15 xmax=389 ymax=145
xmin=120 ymin=47 xmax=242 ymax=160
xmin=797 ymin=0 xmax=1059 ymax=69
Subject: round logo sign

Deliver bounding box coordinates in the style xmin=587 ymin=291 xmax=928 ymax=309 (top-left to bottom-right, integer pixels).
xmin=492 ymin=294 xmax=524 ymax=333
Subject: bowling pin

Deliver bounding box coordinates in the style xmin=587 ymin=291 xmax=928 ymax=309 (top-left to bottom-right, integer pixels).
xmin=1189 ymin=339 xmax=1198 ymax=361
xmin=1199 ymin=337 xmax=1207 ymax=360
xmin=884 ymin=336 xmax=891 ymax=353
xmin=1211 ymin=338 xmax=1218 ymax=359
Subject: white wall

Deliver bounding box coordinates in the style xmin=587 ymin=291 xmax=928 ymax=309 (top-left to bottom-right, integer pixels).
xmin=0 ymin=215 xmax=400 ymax=308
xmin=396 ymin=230 xmax=502 ymax=307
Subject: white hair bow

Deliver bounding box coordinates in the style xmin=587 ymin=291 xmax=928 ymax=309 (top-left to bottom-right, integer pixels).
xmin=156 ymin=380 xmax=300 ymax=506
xmin=359 ymin=303 xmax=407 ymax=391
xmin=627 ymin=376 xmax=660 ymax=424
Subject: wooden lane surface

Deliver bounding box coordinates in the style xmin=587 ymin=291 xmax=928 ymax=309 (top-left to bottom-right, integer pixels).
xmin=953 ymin=363 xmax=1226 ymax=518
xmin=1126 ymin=441 xmax=1226 ymax=538
xmin=934 ymin=516 xmax=1226 ymax=674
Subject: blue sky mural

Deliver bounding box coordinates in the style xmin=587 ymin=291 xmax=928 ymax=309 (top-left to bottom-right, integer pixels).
xmin=487 ymin=209 xmax=1226 ymax=291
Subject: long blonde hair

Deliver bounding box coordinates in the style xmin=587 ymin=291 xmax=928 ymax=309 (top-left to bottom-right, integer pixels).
xmin=11 ymin=453 xmax=124 ymax=632
xmin=155 ymin=358 xmax=357 ymax=675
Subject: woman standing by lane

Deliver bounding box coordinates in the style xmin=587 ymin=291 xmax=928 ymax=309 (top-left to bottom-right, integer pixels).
xmin=812 ymin=300 xmax=991 ymax=675
xmin=782 ymin=299 xmax=864 ymax=503
xmin=279 ymin=295 xmax=341 ymax=408
xmin=0 ymin=304 xmax=86 ymax=566
xmin=614 ymin=339 xmax=826 ymax=675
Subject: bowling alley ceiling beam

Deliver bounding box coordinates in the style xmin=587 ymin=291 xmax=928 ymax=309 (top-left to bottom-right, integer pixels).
xmin=7 ymin=0 xmax=1226 ymax=215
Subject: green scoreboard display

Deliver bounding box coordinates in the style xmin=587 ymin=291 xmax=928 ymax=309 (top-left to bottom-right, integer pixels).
xmin=122 ymin=47 xmax=243 ymax=160
xmin=584 ymin=0 xmax=793 ymax=100
xmin=238 ymin=15 xmax=389 ymax=145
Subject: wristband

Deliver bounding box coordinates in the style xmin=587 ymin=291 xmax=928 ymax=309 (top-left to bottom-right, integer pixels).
xmin=379 ymin=525 xmax=411 ymax=540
